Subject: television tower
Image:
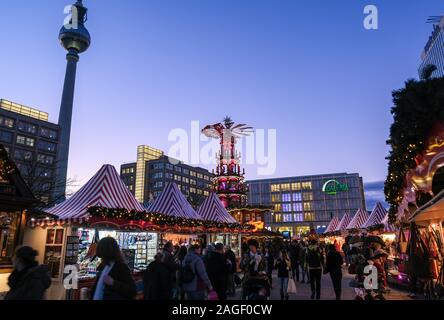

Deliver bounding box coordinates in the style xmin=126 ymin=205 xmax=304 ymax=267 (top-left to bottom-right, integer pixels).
xmin=55 ymin=0 xmax=91 ymax=200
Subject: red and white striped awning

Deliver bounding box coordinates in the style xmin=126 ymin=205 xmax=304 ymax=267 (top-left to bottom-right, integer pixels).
xmin=147 ymin=182 xmax=202 ymax=220
xmin=324 ymin=215 xmax=340 ymax=234
xmin=381 ymin=215 xmax=397 ymax=233
xmin=346 ymin=208 xmax=369 ymax=230
xmin=334 ymin=213 xmax=352 ymax=232
xmin=197 ymin=192 xmax=237 ymax=223
xmin=46 ymin=165 xmax=144 ymax=219
xmin=364 ymin=202 xmax=388 ymax=229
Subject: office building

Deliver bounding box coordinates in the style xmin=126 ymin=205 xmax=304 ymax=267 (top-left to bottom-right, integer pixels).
xmin=418 ymin=16 xmax=444 ymax=79
xmin=0 ymin=99 xmax=60 ymax=203
xmin=121 ymin=146 xmax=214 ymax=204
xmin=247 ymin=173 xmax=366 ymax=237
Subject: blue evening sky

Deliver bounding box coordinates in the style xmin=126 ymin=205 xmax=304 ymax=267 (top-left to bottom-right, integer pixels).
xmin=1 ymin=0 xmax=442 ymax=194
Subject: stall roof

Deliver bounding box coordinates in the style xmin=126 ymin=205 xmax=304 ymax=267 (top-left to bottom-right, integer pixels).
xmin=147 ymin=182 xmax=202 ymax=220
xmin=335 ymin=213 xmax=352 ymax=232
xmin=197 ymin=192 xmax=237 ymax=223
xmin=324 ymin=215 xmax=340 ymax=233
xmin=46 ymin=164 xmax=144 ymax=219
xmin=364 ymin=202 xmax=388 ymax=228
xmin=346 ymin=208 xmax=369 ymax=230
xmin=410 ymin=187 xmax=444 ymax=224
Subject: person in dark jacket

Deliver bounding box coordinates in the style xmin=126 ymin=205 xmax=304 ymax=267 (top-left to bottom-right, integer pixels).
xmin=5 ymin=246 xmax=51 ymax=300
xmin=264 ymin=246 xmax=274 ymax=287
xmin=275 ymin=249 xmax=291 ymax=300
xmin=306 ymin=238 xmax=324 ymax=300
xmin=162 ymin=241 xmax=177 ymax=299
xmin=182 ymin=244 xmax=213 ymax=300
xmin=225 ymin=246 xmax=237 ymax=296
xmin=143 ymin=252 xmax=171 ymax=300
xmin=289 ymin=241 xmax=300 ymax=282
xmin=325 ymin=244 xmax=344 ymax=300
xmin=175 ymin=245 xmax=188 ymax=300
xmin=206 ymin=243 xmax=230 ymax=300
xmin=91 ymin=237 xmax=137 ymax=300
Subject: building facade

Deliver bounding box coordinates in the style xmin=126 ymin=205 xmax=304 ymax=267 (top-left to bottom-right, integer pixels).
xmin=247 ymin=173 xmax=366 ymax=237
xmin=120 ymin=146 xmax=214 ymax=204
xmin=418 ymin=16 xmax=444 ymax=79
xmin=0 ymin=99 xmax=60 ymax=204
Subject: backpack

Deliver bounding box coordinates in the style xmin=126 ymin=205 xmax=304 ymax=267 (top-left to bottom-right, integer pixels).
xmin=179 ymin=260 xmax=196 ymax=284
xmin=307 ymin=248 xmax=321 ymax=268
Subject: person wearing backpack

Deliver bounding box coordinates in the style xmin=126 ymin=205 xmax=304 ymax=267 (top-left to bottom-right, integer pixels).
xmin=181 ymin=244 xmax=213 ymax=300
xmin=206 ymin=243 xmax=230 ymax=300
xmin=306 ymin=238 xmax=324 ymax=300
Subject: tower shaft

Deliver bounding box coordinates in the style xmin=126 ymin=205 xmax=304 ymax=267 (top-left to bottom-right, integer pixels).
xmin=55 ymin=49 xmax=79 ymax=199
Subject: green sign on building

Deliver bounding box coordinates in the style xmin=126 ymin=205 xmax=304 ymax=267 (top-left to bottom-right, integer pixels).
xmin=322 ymin=179 xmax=349 ymax=195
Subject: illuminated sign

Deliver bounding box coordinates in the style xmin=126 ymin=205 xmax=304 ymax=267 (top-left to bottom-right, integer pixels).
xmin=322 ymin=180 xmax=349 ymax=195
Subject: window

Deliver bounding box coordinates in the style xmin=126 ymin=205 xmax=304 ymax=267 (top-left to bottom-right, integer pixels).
xmin=152 ymin=172 xmax=163 ymax=179
xmin=274 ymin=204 xmax=281 ymax=212
xmin=274 ymin=214 xmax=282 ymax=223
xmin=190 ymin=171 xmax=196 ymax=177
xmin=196 ymin=189 xmax=203 ymax=195
xmin=291 ymin=182 xmax=301 ymax=191
xmin=303 ymin=192 xmax=313 ymax=201
xmin=165 ymin=172 xmax=173 ymax=179
xmin=304 ymin=212 xmax=315 ymax=221
xmin=40 ymin=128 xmax=58 ymax=140
xmin=182 ymin=169 xmax=189 ymax=175
xmin=270 ymin=184 xmax=280 ymax=192
xmin=0 ymin=116 xmax=14 ymax=128
xmin=0 ymin=212 xmax=21 ymax=266
xmin=190 ymin=179 xmax=196 ymax=186
xmin=302 ymin=181 xmax=312 ymax=190
xmin=0 ymin=130 xmax=13 ymax=143
xmin=182 ymin=177 xmax=189 ymax=184
xmin=37 ymin=141 xmax=56 ymax=152
xmin=197 ymin=173 xmax=203 ymax=179
xmin=36 ymin=167 xmax=52 ymax=178
xmin=283 ymin=214 xmax=293 ymax=222
xmin=282 ymin=193 xmax=291 ymax=202
xmin=154 ymin=181 xmax=163 ymax=188
xmin=292 ymin=192 xmax=302 ymax=202
xmin=303 ymin=202 xmax=312 ymax=211
xmin=18 ymin=122 xmax=37 ymax=134
xmin=280 ymin=183 xmax=290 ymax=191
xmin=16 ymin=135 xmax=35 ymax=147
xmin=190 ymin=187 xmax=196 ymax=193
xmin=204 ymin=175 xmax=210 ymax=181
xmin=174 ymin=166 xmax=182 ymax=173
xmin=293 ymin=213 xmax=304 ymax=222
xmin=166 ymin=163 xmax=173 ymax=170
xmin=271 ymin=194 xmax=281 ymax=203
xmin=14 ymin=149 xmax=33 ymax=161
xmin=174 ymin=175 xmax=181 ymax=181
xmin=292 ymin=203 xmax=303 ymax=212
xmin=282 ymin=203 xmax=292 ymax=212
xmin=204 ymin=190 xmax=209 ymax=196
xmin=128 ymin=185 xmax=133 ymax=191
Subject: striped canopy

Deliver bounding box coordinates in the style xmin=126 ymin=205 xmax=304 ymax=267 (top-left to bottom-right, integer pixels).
xmin=334 ymin=213 xmax=352 ymax=232
xmin=47 ymin=165 xmax=144 ymax=219
xmin=364 ymin=202 xmax=388 ymax=228
xmin=324 ymin=215 xmax=340 ymax=234
xmin=346 ymin=208 xmax=369 ymax=230
xmin=381 ymin=215 xmax=397 ymax=233
xmin=147 ymin=182 xmax=202 ymax=220
xmin=197 ymin=192 xmax=237 ymax=223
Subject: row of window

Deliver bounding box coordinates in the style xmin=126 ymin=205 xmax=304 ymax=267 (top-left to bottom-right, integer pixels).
xmin=271 ymin=192 xmax=313 ymax=203
xmin=121 ymin=167 xmax=134 ymax=174
xmin=274 ymin=202 xmax=312 ymax=213
xmin=13 ymin=149 xmax=55 ymax=165
xmin=0 ymin=130 xmax=57 ymax=153
xmin=274 ymin=212 xmax=316 ymax=223
xmin=0 ymin=116 xmax=58 ymax=140
xmin=150 ymin=187 xmax=209 ymax=198
xmin=150 ymin=162 xmax=211 ymax=181
xmin=270 ymin=182 xmax=312 ymax=192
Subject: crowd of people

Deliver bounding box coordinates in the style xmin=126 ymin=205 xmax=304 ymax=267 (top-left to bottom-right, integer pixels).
xmin=4 ymin=235 xmax=395 ymax=301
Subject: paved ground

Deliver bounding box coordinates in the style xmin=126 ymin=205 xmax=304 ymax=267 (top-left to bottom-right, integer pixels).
xmin=229 ymin=267 xmax=411 ymax=300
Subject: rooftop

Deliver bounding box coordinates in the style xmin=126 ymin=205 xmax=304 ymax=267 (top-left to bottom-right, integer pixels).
xmin=0 ymin=99 xmax=49 ymax=122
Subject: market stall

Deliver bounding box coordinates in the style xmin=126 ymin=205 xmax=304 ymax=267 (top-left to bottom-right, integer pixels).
xmin=24 ymin=164 xmax=153 ymax=299
xmin=197 ymin=192 xmax=241 ymax=256
xmin=346 ymin=208 xmax=369 ymax=234
xmin=0 ymin=144 xmax=36 ymax=296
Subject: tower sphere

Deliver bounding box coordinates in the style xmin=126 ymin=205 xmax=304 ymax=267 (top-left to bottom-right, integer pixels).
xmin=59 ymin=1 xmax=91 ymax=53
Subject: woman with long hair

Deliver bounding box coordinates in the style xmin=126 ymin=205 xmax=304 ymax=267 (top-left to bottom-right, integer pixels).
xmin=91 ymin=237 xmax=137 ymax=300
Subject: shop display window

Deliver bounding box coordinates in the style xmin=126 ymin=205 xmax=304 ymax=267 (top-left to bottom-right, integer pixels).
xmin=0 ymin=211 xmax=21 ymax=266
xmin=44 ymin=228 xmax=64 ymax=279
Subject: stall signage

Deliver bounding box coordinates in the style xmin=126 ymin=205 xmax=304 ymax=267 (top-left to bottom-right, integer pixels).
xmin=322 ymin=180 xmax=349 ymax=195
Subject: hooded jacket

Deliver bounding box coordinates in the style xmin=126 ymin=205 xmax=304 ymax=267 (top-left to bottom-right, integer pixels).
xmin=5 ymin=264 xmax=51 ymax=300
xmin=181 ymin=251 xmax=212 ymax=293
